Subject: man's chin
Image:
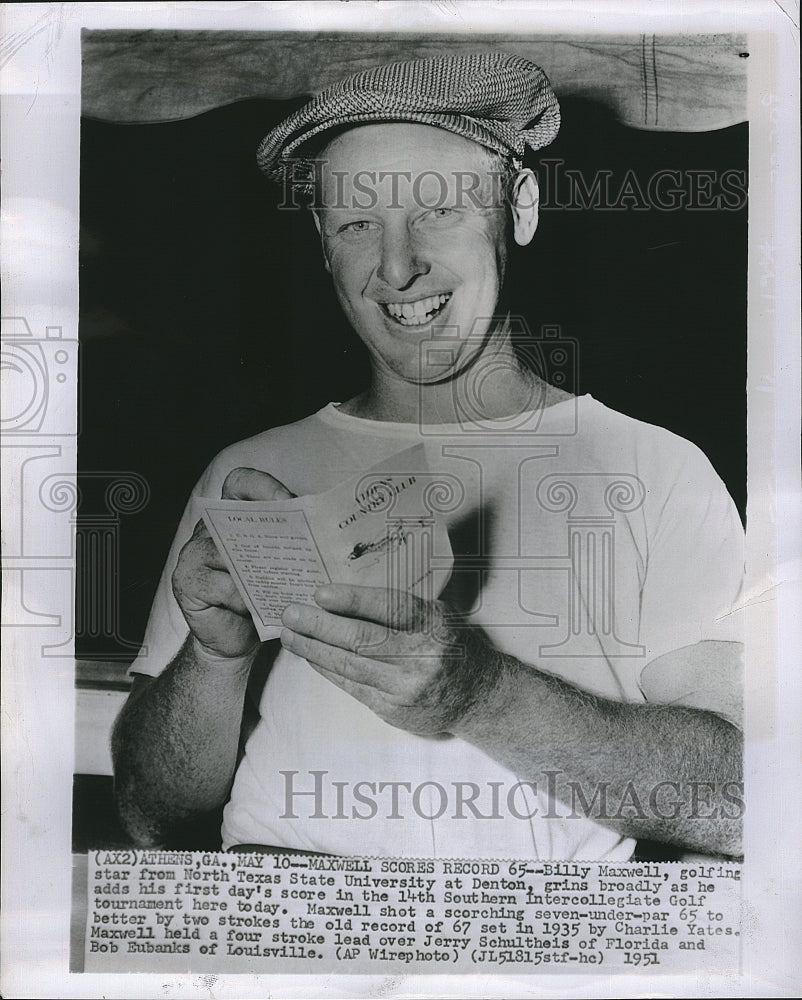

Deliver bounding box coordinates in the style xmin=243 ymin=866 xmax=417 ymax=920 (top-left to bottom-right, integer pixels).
xmin=417 ymin=341 xmax=490 ymax=388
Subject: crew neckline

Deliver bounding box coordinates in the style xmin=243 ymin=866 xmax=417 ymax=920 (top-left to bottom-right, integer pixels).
xmin=317 ymin=393 xmax=594 ymax=437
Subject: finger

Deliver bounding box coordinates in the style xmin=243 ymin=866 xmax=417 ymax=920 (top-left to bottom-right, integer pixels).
xmin=175 ymin=565 xmax=250 ymax=617
xmin=191 ymin=518 xmax=210 ymax=540
xmin=280 ymin=629 xmax=397 ymax=690
xmin=222 ymin=467 xmax=295 ymax=501
xmin=313 ymin=584 xmax=428 ymax=631
xmin=282 ymin=602 xmax=389 ymax=654
xmin=182 ymin=532 xmax=229 ymax=573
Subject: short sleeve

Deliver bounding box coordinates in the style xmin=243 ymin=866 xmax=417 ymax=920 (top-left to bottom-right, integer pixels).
xmin=128 ymin=451 xmax=244 ymax=678
xmin=638 ymin=636 xmax=744 ymax=729
xmin=636 ymin=438 xmax=744 ymax=722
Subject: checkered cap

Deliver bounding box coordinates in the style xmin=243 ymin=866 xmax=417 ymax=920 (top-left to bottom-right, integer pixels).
xmin=256 ymin=51 xmax=560 ymax=182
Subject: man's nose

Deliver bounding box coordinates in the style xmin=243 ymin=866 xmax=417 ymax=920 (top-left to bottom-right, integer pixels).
xmin=376 ymin=225 xmax=430 ymax=290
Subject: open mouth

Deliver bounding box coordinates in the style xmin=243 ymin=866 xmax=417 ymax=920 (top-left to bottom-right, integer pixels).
xmin=379 ymin=293 xmax=452 ymax=327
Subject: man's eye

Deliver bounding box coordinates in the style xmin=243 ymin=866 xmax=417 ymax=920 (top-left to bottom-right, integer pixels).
xmin=338 ymin=220 xmax=379 ymax=236
xmin=418 ymin=208 xmax=460 ymax=227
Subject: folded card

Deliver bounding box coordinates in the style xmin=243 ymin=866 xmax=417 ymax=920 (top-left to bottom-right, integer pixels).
xmin=198 ymin=445 xmax=454 ymax=639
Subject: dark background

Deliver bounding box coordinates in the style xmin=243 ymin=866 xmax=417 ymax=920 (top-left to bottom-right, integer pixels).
xmin=77 ymin=97 xmax=748 ymax=662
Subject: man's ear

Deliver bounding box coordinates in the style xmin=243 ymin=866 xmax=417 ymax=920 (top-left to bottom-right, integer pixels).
xmin=509 ymin=169 xmax=539 ymax=247
xmin=311 ymin=209 xmax=331 ymax=273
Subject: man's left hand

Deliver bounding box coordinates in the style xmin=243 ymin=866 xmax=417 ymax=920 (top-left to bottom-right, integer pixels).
xmin=280 ymin=584 xmax=498 ymax=735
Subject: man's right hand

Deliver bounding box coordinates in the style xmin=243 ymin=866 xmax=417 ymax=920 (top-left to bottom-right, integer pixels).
xmin=171 ymin=468 xmax=294 ymax=659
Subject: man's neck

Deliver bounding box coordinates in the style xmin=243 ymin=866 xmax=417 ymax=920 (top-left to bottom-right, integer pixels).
xmin=340 ymin=366 xmax=572 ymax=425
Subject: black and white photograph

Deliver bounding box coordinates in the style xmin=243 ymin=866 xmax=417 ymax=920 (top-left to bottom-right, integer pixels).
xmin=1 ymin=2 xmax=799 ymax=997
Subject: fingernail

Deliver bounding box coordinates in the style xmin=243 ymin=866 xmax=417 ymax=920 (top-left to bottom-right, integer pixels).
xmin=315 ymin=585 xmax=335 ymax=604
xmin=283 ymin=605 xmax=300 ymax=627
xmin=280 ymin=628 xmax=295 ymax=648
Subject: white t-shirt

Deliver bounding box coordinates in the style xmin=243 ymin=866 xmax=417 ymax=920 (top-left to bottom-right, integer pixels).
xmin=132 ymin=395 xmax=744 ymax=859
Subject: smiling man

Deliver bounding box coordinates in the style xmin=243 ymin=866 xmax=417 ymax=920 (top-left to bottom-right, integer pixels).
xmin=112 ymin=53 xmax=744 ymax=860
xmin=308 ymin=121 xmax=551 ymax=424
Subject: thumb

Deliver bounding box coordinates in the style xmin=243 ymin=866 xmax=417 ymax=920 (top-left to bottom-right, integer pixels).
xmin=221 ymin=467 xmax=296 ymax=501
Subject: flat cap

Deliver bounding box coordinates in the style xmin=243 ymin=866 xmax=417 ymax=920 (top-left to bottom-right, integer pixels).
xmin=256 ymin=51 xmax=560 ymax=182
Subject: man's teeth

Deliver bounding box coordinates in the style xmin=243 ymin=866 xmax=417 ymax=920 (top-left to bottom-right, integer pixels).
xmin=384 ymin=293 xmax=451 ymax=325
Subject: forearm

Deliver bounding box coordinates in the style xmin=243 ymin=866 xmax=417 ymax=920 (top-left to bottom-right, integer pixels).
xmin=452 ymin=651 xmax=743 ymax=856
xmin=112 ymin=635 xmax=256 ymax=846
